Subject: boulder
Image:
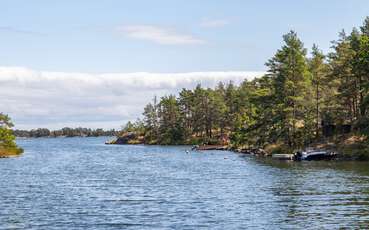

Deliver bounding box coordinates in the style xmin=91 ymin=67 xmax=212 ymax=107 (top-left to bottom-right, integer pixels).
xmin=105 ymin=132 xmax=140 ymax=145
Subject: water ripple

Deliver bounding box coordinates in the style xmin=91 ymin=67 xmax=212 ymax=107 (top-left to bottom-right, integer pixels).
xmin=0 ymin=137 xmax=368 ymax=229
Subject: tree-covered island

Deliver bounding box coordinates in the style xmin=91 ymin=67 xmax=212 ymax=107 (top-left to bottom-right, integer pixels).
xmin=14 ymin=128 xmax=118 ymax=138
xmin=112 ymin=17 xmax=369 ymax=160
xmin=0 ymin=113 xmax=23 ymax=157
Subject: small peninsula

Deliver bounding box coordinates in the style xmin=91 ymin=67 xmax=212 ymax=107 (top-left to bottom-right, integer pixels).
xmin=110 ymin=17 xmax=369 ymax=161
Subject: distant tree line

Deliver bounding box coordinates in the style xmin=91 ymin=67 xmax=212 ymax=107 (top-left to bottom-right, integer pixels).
xmin=123 ymin=17 xmax=369 ymax=152
xmin=14 ymin=127 xmax=118 ymax=138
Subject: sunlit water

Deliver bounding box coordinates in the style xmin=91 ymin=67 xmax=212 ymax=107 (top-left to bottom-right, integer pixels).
xmin=1 ymin=137 xmax=369 ymax=229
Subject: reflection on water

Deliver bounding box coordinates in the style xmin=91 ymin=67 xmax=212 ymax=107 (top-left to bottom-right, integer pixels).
xmin=0 ymin=137 xmax=368 ymax=229
xmin=247 ymin=155 xmax=369 ymax=228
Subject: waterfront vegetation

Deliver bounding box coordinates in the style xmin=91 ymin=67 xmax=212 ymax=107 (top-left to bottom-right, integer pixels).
xmin=14 ymin=127 xmax=118 ymax=138
xmin=118 ymin=17 xmax=369 ymax=159
xmin=0 ymin=113 xmax=23 ymax=157
xmin=3 ymin=17 xmax=369 ymax=160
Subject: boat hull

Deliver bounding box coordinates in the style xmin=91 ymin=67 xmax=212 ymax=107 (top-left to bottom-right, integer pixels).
xmin=304 ymin=153 xmax=337 ymax=161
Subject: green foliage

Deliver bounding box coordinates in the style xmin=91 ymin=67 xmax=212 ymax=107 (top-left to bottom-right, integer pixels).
xmin=157 ymin=95 xmax=185 ymax=145
xmin=340 ymin=140 xmax=369 ymax=161
xmin=309 ymin=44 xmax=328 ymax=139
xmin=0 ymin=113 xmax=16 ymax=148
xmin=0 ymin=113 xmax=23 ymax=155
xmin=121 ymin=120 xmax=145 ymax=134
xmin=266 ymin=30 xmax=311 ymax=149
xmin=0 ymin=127 xmax=17 ymax=148
xmin=142 ymin=96 xmax=160 ymax=143
xmin=124 ymin=17 xmax=369 ymax=155
xmin=14 ymin=127 xmax=117 ymax=137
xmin=264 ymin=143 xmax=294 ymax=155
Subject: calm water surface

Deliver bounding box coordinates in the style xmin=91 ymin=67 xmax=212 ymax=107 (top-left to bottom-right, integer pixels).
xmin=1 ymin=137 xmax=369 ymax=229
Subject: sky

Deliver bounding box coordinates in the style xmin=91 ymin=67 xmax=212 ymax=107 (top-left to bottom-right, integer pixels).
xmin=0 ymin=0 xmax=368 ymax=129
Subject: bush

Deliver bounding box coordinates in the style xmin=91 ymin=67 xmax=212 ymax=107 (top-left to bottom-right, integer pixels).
xmin=341 ymin=142 xmax=369 ymax=161
xmin=264 ymin=143 xmax=293 ymax=155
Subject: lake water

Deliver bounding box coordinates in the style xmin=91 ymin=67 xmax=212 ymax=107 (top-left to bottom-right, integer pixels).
xmin=1 ymin=137 xmax=369 ymax=229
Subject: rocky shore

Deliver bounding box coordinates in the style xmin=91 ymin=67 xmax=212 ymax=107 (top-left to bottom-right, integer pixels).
xmin=105 ymin=132 xmax=144 ymax=145
xmin=106 ymin=132 xmax=369 ymax=161
xmin=0 ymin=147 xmax=23 ymax=158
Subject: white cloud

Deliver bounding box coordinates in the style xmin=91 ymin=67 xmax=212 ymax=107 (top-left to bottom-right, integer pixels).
xmin=200 ymin=19 xmax=229 ymax=28
xmin=117 ymin=25 xmax=205 ymax=45
xmin=0 ymin=66 xmax=265 ymax=129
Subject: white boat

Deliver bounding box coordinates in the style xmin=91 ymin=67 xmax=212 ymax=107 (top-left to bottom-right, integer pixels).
xmin=295 ymin=148 xmax=337 ymax=161
xmin=272 ymin=154 xmax=294 ymax=160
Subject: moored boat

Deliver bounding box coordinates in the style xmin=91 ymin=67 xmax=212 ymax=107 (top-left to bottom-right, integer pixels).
xmin=294 ymin=148 xmax=337 ymax=161
xmin=272 ymin=154 xmax=294 ymax=160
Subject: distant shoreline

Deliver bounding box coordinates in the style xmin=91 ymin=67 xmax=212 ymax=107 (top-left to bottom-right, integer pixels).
xmin=16 ymin=135 xmax=115 ymax=138
xmin=13 ymin=127 xmax=118 ymax=138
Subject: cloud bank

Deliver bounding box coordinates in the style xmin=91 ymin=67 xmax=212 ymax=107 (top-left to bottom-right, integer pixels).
xmin=117 ymin=25 xmax=205 ymax=45
xmin=0 ymin=67 xmax=264 ymax=129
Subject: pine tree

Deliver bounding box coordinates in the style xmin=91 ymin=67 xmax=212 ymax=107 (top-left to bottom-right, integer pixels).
xmin=266 ymin=31 xmax=310 ymax=149
xmin=357 ymin=19 xmax=369 ymax=116
xmin=178 ymin=88 xmax=195 ymax=141
xmin=328 ymin=30 xmax=357 ymax=124
xmin=158 ymin=95 xmax=184 ymax=144
xmin=360 ymin=16 xmax=369 ymax=36
xmin=142 ymin=96 xmax=159 ymax=144
xmin=309 ymin=44 xmax=328 ymax=138
xmin=0 ymin=113 xmax=22 ymax=155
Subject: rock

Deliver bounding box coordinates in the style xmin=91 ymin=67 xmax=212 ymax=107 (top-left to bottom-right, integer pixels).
xmin=105 ymin=132 xmax=141 ymax=145
xmin=193 ymin=145 xmax=229 ymax=151
xmin=234 ymin=148 xmax=270 ymax=156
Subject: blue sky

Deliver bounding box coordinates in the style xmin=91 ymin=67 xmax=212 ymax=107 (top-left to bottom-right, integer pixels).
xmin=0 ymin=1 xmax=368 ymax=129
xmin=1 ymin=0 xmax=368 ymax=73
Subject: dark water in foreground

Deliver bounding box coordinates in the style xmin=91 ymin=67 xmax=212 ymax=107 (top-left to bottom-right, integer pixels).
xmin=1 ymin=137 xmax=369 ymax=229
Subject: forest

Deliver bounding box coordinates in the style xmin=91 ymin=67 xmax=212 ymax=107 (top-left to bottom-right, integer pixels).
xmin=121 ymin=17 xmax=369 ymax=156
xmin=14 ymin=127 xmax=118 ymax=138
